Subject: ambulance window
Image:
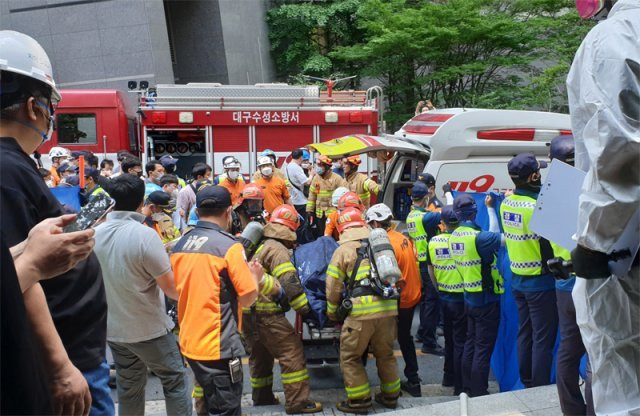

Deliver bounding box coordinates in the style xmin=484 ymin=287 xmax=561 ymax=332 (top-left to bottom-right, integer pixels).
xmin=399 ymin=158 xmax=425 ymax=182
xmin=57 ymin=113 xmax=97 ymax=145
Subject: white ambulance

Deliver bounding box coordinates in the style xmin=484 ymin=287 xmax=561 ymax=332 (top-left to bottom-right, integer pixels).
xmin=308 ymin=108 xmax=571 ymax=220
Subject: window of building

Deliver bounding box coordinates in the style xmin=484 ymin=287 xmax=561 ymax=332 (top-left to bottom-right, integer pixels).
xmin=57 ymin=113 xmax=97 ymax=144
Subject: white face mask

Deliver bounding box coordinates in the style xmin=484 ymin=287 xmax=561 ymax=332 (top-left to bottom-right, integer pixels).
xmin=301 ymin=162 xmax=310 ymax=170
xmin=261 ymin=167 xmax=273 ymax=177
xmin=45 ymin=180 xmax=54 ymax=187
xmin=228 ymin=170 xmax=240 ymax=181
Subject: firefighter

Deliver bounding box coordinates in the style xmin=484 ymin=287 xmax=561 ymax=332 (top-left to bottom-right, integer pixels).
xmin=306 ymin=155 xmax=347 ymax=238
xmin=253 ymin=149 xmax=289 ymax=185
xmin=342 ymin=155 xmax=379 ymax=209
xmin=365 ymin=203 xmax=423 ymax=397
xmin=243 ymin=204 xmax=322 ymax=414
xmin=449 ymin=194 xmax=504 ymax=397
xmin=500 ymin=153 xmax=558 ymax=389
xmin=406 ymin=181 xmax=444 ymax=355
xmin=142 ymin=191 xmax=181 ymax=244
xmin=427 ymin=205 xmax=466 ymax=395
xmin=48 ymin=146 xmax=69 ymax=186
xmin=326 ymin=207 xmax=400 ymax=414
xmin=218 ymin=156 xmax=246 ymax=206
xmin=325 ymin=191 xmax=365 ymax=241
xmin=233 ymin=183 xmax=266 ymax=233
xmin=254 ymin=156 xmax=291 ymax=215
xmin=323 ymin=187 xmax=350 ymax=240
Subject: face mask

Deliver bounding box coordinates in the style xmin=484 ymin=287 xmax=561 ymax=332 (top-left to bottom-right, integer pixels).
xmin=301 ymin=162 xmax=310 ymax=170
xmin=171 ymin=189 xmax=179 ymax=199
xmin=35 ymin=100 xmax=54 ymax=143
xmin=45 ymin=180 xmax=53 ymax=187
xmin=136 ymin=171 xmax=143 ymax=178
xmin=261 ymin=167 xmax=273 ymax=177
xmin=155 ymin=173 xmax=164 ymax=182
xmin=228 ymin=170 xmax=240 ymax=181
xmin=315 ymin=166 xmax=326 ymax=176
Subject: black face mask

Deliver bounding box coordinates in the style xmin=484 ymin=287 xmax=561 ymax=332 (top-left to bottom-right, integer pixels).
xmin=523 ymin=177 xmax=542 ymax=193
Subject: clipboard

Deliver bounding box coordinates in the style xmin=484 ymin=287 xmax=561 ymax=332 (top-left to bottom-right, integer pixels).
xmin=530 ymin=159 xmax=639 ymax=277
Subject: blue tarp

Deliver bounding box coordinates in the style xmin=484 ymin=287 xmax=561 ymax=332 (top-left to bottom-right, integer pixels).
xmin=457 ymin=191 xmax=563 ymax=392
xmin=49 ymin=186 xmax=82 ymax=213
xmin=292 ymin=236 xmax=339 ymax=328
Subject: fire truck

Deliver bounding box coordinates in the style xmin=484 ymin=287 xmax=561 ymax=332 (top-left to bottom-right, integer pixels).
xmin=137 ymin=83 xmax=383 ymax=178
xmin=37 ymin=83 xmax=383 ymax=177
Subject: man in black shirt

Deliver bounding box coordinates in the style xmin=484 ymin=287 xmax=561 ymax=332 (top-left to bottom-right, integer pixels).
xmin=0 ymin=30 xmax=112 ymax=415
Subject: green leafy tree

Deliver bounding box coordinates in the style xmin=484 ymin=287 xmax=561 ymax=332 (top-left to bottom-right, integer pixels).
xmin=267 ymin=0 xmax=594 ymax=129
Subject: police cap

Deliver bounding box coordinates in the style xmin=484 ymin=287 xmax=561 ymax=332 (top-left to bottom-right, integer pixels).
xmin=508 ymin=153 xmax=548 ymax=179
xmin=196 ymin=185 xmax=231 ymax=209
xmin=411 ymin=181 xmax=429 ymax=200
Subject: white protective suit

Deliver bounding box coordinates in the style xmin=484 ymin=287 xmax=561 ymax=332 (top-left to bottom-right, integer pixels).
xmin=566 ymin=1 xmax=640 ymax=415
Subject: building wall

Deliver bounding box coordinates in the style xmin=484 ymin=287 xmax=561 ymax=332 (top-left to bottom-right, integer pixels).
xmin=0 ymin=0 xmax=275 ymax=103
xmin=0 ymin=0 xmax=174 ymax=101
xmin=164 ymin=0 xmax=229 ymax=84
xmin=218 ymin=0 xmax=274 ymax=85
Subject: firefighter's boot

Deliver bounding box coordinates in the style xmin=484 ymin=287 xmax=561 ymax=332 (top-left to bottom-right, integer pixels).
xmin=374 ymin=392 xmax=400 ymax=409
xmin=286 ymin=400 xmax=323 ymax=414
xmin=336 ymin=397 xmax=372 ymax=414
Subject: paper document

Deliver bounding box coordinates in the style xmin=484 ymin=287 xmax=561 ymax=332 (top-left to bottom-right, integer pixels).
xmin=530 ymin=159 xmax=640 ymax=276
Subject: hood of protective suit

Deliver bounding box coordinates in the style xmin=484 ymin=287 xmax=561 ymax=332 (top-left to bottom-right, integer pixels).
xmin=263 ymin=222 xmax=296 ymax=241
xmin=339 ymin=226 xmax=370 ymax=244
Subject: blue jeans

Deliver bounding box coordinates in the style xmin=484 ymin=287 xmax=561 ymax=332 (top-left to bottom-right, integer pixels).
xmin=82 ymin=359 xmax=115 ymax=416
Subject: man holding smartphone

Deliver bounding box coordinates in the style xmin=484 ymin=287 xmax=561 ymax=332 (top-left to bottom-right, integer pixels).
xmin=0 ymin=31 xmax=111 ymax=415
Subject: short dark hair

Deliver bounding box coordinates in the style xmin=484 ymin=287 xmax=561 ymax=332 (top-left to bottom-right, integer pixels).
xmin=0 ymin=71 xmax=52 ymax=112
xmin=121 ymin=157 xmax=142 ymax=173
xmin=161 ymin=174 xmax=179 ymax=186
xmin=87 ymin=153 xmax=99 ymax=168
xmin=145 ymin=160 xmax=161 ymax=175
xmin=38 ymin=167 xmax=51 ymax=178
xmin=197 ymin=206 xmax=228 ymax=218
xmin=512 ymin=176 xmax=529 ymax=188
xmin=291 ymin=149 xmax=303 ymax=160
xmin=192 ymin=162 xmax=212 ymax=179
xmin=100 ymin=159 xmax=114 ymax=169
xmin=116 ymin=150 xmax=133 ymax=162
xmin=109 ymin=174 xmax=145 ymax=211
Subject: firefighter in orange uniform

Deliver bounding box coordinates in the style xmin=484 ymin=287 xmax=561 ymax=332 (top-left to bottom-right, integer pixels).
xmin=243 ymin=205 xmax=322 ymax=414
xmin=327 ymin=207 xmax=400 ymax=414
xmin=342 ymin=155 xmax=379 ymax=209
xmin=325 ymin=191 xmax=365 ymax=241
xmin=323 ymin=187 xmax=349 ymax=240
xmin=366 ymin=203 xmax=423 ymax=397
xmin=254 ymin=156 xmax=291 ymax=215
xmin=217 ymin=156 xmax=246 ymax=206
xmin=170 ymin=185 xmax=276 ymax=415
xmin=306 ymin=155 xmax=347 ymax=238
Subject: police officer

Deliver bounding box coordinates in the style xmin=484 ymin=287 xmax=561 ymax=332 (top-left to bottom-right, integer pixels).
xmin=160 ymin=154 xmax=186 ymax=188
xmin=243 ymin=205 xmax=322 ymax=414
xmin=500 ymin=153 xmax=558 ymax=388
xmin=83 ymin=167 xmax=109 ymax=204
xmin=427 ymin=205 xmax=466 ymax=395
xmin=406 ymin=181 xmax=444 ymax=355
xmin=327 ymin=207 xmax=400 ymax=413
xmin=449 ymin=194 xmax=504 ymax=397
xmin=342 ymin=155 xmax=379 ymax=209
xmin=546 ymin=136 xmax=594 ymax=415
xmin=142 ymin=191 xmax=181 ymax=244
xmin=306 ymin=155 xmax=347 ymax=238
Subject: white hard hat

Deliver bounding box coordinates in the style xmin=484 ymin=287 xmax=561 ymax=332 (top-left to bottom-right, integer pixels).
xmin=366 ymin=203 xmax=393 ymax=223
xmin=48 ymin=146 xmax=70 ymax=158
xmin=0 ymin=31 xmax=61 ymax=102
xmin=331 ymin=187 xmax=350 ymax=207
xmin=223 ymin=156 xmax=241 ymax=170
xmin=257 ymin=156 xmax=273 ymax=167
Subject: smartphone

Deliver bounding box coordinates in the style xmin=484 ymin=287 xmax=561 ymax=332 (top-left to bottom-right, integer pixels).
xmin=229 ymin=358 xmax=242 ymax=384
xmin=64 ymin=193 xmax=115 ymax=233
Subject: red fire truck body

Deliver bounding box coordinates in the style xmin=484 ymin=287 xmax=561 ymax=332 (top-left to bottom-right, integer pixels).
xmin=137 ymin=83 xmax=383 ymax=178
xmin=38 ymin=89 xmax=136 ymax=165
